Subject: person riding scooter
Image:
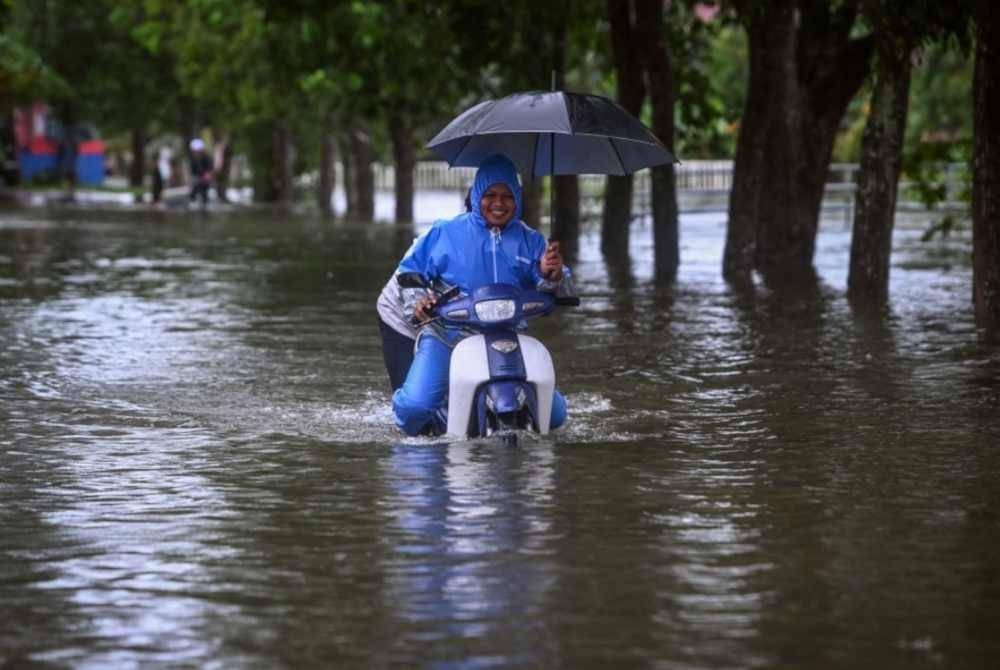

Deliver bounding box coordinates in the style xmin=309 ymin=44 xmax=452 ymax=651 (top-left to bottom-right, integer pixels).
xmin=381 ymin=154 xmax=574 ymax=436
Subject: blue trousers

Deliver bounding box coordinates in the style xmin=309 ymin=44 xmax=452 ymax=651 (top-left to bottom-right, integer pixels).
xmin=393 ymin=333 xmax=567 ymax=436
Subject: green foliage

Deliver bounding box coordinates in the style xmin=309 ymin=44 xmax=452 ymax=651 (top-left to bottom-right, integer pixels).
xmin=2 ymin=0 xmax=975 ymax=202
xmin=903 ymin=38 xmax=973 ymax=240
xmin=6 ymin=0 xmax=181 ymax=137
xmin=670 ymin=9 xmax=745 ymax=158
xmin=906 ymin=41 xmax=973 ymax=153
xmin=0 ymin=33 xmax=71 ymax=108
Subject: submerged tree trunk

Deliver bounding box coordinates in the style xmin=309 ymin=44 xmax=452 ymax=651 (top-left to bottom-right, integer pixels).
xmin=602 ymin=0 xmax=646 ymax=259
xmin=317 ymin=114 xmax=336 ymax=214
xmin=973 ymin=4 xmax=1000 ymax=328
xmin=552 ymin=176 xmax=580 ymax=259
xmin=551 ymin=23 xmax=580 ymax=260
xmin=521 ymin=177 xmax=543 ymax=230
xmin=389 ymin=112 xmax=416 ymax=224
xmin=273 ymin=120 xmax=295 ymax=205
xmin=724 ymin=3 xmax=790 ymax=282
xmin=249 ymin=120 xmax=291 ymax=204
xmin=635 ymin=0 xmax=679 ymax=284
xmin=726 ymin=0 xmax=872 ymax=283
xmin=752 ymin=1 xmax=805 ymax=279
xmin=349 ymin=124 xmax=375 ymax=221
xmin=213 ymin=131 xmax=233 ymax=203
xmin=129 ymin=126 xmax=146 ymax=189
xmin=848 ymin=42 xmax=913 ymax=305
xmin=340 ymin=134 xmax=356 ymax=218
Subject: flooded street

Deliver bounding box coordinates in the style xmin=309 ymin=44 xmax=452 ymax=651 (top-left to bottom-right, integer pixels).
xmin=2 ymin=204 xmax=998 ymax=668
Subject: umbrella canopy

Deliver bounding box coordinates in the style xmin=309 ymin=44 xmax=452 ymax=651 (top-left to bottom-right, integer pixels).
xmin=426 ymin=91 xmax=677 ymax=177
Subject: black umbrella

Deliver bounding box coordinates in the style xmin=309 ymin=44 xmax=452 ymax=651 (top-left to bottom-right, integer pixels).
xmin=426 ymin=90 xmax=677 ymax=177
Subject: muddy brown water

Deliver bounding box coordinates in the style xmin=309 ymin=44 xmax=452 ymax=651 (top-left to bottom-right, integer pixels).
xmin=2 ymin=206 xmax=998 ymax=668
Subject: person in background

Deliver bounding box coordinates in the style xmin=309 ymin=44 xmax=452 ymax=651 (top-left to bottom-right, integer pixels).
xmin=151 ymin=145 xmax=172 ymax=204
xmin=188 ymin=138 xmax=213 ymax=207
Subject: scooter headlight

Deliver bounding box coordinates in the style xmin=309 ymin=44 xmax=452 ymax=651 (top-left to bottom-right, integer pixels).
xmin=474 ymin=299 xmax=516 ymax=322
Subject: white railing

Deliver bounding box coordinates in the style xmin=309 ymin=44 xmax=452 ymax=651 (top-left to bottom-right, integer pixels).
xmin=372 ymin=159 xmax=969 ymax=222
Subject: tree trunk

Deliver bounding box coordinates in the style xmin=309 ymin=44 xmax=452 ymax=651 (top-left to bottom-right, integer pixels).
xmin=248 ymin=121 xmax=278 ymax=203
xmin=521 ymin=177 xmax=542 ymax=230
xmin=724 ymin=4 xmax=784 ymax=282
xmin=340 ymin=134 xmax=356 ymax=218
xmin=317 ymin=114 xmax=336 ymax=214
xmin=552 ymin=176 xmax=580 ymax=260
xmin=726 ymin=0 xmax=873 ymax=283
xmin=635 ymin=0 xmax=679 ymax=284
xmin=349 ymin=124 xmax=375 ymax=221
xmin=752 ymin=1 xmax=806 ymax=279
xmin=602 ymin=0 xmax=646 ymax=259
xmin=763 ymin=2 xmax=873 ymax=279
xmin=213 ymin=131 xmax=233 ymax=203
xmin=273 ymin=120 xmax=295 ymax=205
xmin=848 ymin=42 xmax=913 ymax=305
xmin=973 ymin=4 xmax=1000 ymax=328
xmin=551 ymin=22 xmax=580 ymax=260
xmin=389 ymin=112 xmax=416 ymax=224
xmin=129 ymin=126 xmax=146 ymax=188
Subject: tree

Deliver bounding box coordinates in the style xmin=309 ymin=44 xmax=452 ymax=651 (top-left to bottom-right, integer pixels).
xmin=370 ymin=2 xmax=470 ymax=224
xmin=635 ymin=0 xmax=679 ymax=284
xmin=551 ymin=24 xmax=581 ymax=261
xmin=972 ymin=1 xmax=1000 ymax=329
xmin=848 ymin=1 xmax=971 ymax=305
xmin=724 ymin=0 xmax=874 ymax=283
xmin=847 ymin=9 xmax=916 ymax=304
xmin=602 ymin=0 xmax=646 ymax=261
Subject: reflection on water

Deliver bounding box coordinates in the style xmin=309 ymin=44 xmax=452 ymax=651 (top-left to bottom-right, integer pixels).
xmin=2 ymin=206 xmax=999 ymax=668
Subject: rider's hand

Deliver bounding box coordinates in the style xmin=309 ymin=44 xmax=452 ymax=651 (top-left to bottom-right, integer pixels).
xmin=540 ymin=240 xmax=563 ymax=280
xmin=413 ymin=292 xmax=438 ymax=324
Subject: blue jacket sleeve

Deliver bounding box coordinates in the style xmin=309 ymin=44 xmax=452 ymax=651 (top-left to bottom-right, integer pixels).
xmin=396 ymin=223 xmax=442 ymax=281
xmin=394 ymin=224 xmax=444 ymax=323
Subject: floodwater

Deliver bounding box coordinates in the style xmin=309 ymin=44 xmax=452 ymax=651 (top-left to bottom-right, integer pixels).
xmin=2 ymin=203 xmax=998 ymax=669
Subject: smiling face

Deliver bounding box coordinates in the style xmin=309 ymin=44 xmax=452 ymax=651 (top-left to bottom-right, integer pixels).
xmin=479 ymin=183 xmax=516 ymax=228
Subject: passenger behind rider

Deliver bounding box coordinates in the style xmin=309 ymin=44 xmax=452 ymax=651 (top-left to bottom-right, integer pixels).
xmin=378 ymin=154 xmax=573 ymax=436
xmin=375 ymin=189 xmax=472 ymax=392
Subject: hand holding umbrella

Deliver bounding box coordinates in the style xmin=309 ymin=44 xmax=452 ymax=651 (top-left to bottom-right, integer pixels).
xmin=540 ymin=239 xmax=563 ymax=280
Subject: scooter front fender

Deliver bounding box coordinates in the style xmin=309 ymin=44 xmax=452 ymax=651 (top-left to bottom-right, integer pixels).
xmin=447 ymin=335 xmax=490 ymax=437
xmin=518 ymin=334 xmax=555 ymax=434
xmin=446 ymin=334 xmax=556 ymax=437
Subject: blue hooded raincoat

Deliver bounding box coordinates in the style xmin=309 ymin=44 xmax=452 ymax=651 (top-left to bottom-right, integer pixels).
xmin=392 ymin=154 xmax=568 ymax=435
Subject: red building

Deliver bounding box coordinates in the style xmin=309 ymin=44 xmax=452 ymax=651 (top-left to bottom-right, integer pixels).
xmin=13 ymin=103 xmax=105 ymax=185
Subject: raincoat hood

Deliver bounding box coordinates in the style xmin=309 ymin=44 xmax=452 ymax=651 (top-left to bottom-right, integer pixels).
xmin=468 ymin=154 xmax=522 ymax=229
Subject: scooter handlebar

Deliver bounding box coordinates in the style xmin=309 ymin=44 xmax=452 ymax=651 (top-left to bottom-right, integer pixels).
xmin=408 ymin=283 xmax=461 ymax=328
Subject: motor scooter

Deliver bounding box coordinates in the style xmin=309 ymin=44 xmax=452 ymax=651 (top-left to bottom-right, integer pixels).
xmin=398 ymin=273 xmax=577 ymax=444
